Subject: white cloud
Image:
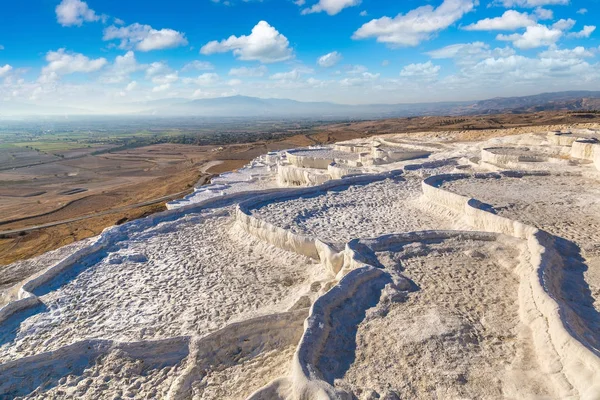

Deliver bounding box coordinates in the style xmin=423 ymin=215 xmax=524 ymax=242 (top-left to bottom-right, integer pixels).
xmin=145 ymin=61 xmax=170 ymax=78
xmin=497 ymin=25 xmax=562 ymax=49
xmin=317 ymin=51 xmax=342 ymax=68
xmin=182 ymin=61 xmax=214 ymax=71
xmin=459 ymin=53 xmax=596 ymax=84
xmin=200 ymin=21 xmax=293 ymax=63
xmin=101 ymin=51 xmax=143 ymax=83
xmin=400 ymin=61 xmax=440 ymax=79
xmin=227 ymin=79 xmax=242 ymax=86
xmin=360 ymin=10 xmax=368 ymax=17
xmin=152 ymin=84 xmax=171 ymax=93
xmin=41 ymin=49 xmax=107 ymax=81
xmin=151 ymin=73 xmax=179 ymax=85
xmin=534 ymin=7 xmax=553 ymax=20
xmin=427 ymin=42 xmax=488 ymax=58
xmin=539 ymin=46 xmax=594 ymax=59
xmin=568 ymin=26 xmax=596 ymax=39
xmin=346 ymin=65 xmax=368 ymax=74
xmin=270 ymin=67 xmax=313 ymax=81
xmin=103 ymin=23 xmax=188 ymax=51
xmin=125 ymin=81 xmax=138 ymax=91
xmin=339 ymin=72 xmax=379 ymax=86
xmin=183 ymin=73 xmax=220 ymax=86
xmin=353 ymin=0 xmax=476 ymax=47
xmin=427 ymin=42 xmax=516 ymax=66
xmin=463 ymin=10 xmax=536 ymax=31
xmin=228 ymin=66 xmax=268 ymax=77
xmin=496 ymin=0 xmax=568 ymax=7
xmin=576 ymin=8 xmax=587 ymax=15
xmin=0 ymin=65 xmax=12 ymax=77
xmin=55 ymin=0 xmax=100 ymax=27
xmin=270 ymin=70 xmax=300 ymax=80
xmin=302 ymin=0 xmax=361 ymax=16
xmin=552 ymin=18 xmax=576 ymax=31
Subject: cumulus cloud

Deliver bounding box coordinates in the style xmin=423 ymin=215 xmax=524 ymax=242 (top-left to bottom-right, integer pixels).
xmin=152 ymin=84 xmax=171 ymax=93
xmin=534 ymin=7 xmax=553 ymax=20
xmin=103 ymin=23 xmax=188 ymax=51
xmin=576 ymin=8 xmax=587 ymax=15
xmin=228 ymin=66 xmax=268 ymax=77
xmin=460 ymin=53 xmax=596 ymax=84
xmin=400 ymin=61 xmax=440 ymax=79
xmin=145 ymin=61 xmax=170 ymax=78
xmin=270 ymin=67 xmax=314 ymax=81
xmin=200 ymin=21 xmax=293 ymax=63
xmin=426 ymin=42 xmax=515 ymax=66
xmin=352 ymin=0 xmax=476 ymax=47
xmin=427 ymin=42 xmax=488 ymax=58
xmin=182 ymin=61 xmax=214 ymax=71
xmin=496 ymin=0 xmax=568 ymax=7
xmin=497 ymin=25 xmax=562 ymax=49
xmin=302 ymin=0 xmax=361 ymax=16
xmin=101 ymin=51 xmax=143 ymax=83
xmin=40 ymin=49 xmax=107 ymax=82
xmin=151 ymin=73 xmax=179 ymax=85
xmin=0 ymin=64 xmax=12 ymax=77
xmin=568 ymin=26 xmax=596 ymax=39
xmin=55 ymin=0 xmax=101 ymax=27
xmin=463 ymin=10 xmax=536 ymax=31
xmin=345 ymin=64 xmax=368 ymax=74
xmin=539 ymin=46 xmax=594 ymax=59
xmin=317 ymin=51 xmax=342 ymax=68
xmin=183 ymin=73 xmax=220 ymax=86
xmin=552 ymin=18 xmax=576 ymax=31
xmin=339 ymin=71 xmax=379 ymax=86
xmin=125 ymin=81 xmax=138 ymax=91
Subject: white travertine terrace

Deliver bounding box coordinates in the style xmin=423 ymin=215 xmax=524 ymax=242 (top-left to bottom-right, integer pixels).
xmin=1 ymin=127 xmax=600 ymax=399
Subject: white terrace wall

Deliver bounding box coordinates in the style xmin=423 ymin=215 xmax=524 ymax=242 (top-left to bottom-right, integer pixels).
xmin=0 ymin=188 xmax=299 ymax=326
xmin=422 ymin=172 xmax=600 ymax=399
xmin=277 ymin=165 xmax=332 ymax=187
xmin=547 ymin=132 xmax=579 ymax=146
xmin=570 ymin=140 xmax=598 ymax=160
xmin=167 ymin=310 xmax=307 ymax=400
xmin=276 ymin=231 xmax=503 ymax=400
xmin=327 ymin=163 xmax=362 ymax=180
xmin=378 ymin=138 xmax=445 ymax=152
xmin=287 ymin=151 xmax=333 ymax=170
xmin=0 ymin=336 xmax=190 ymax=397
xmin=236 ymin=170 xmax=404 ymax=276
xmin=333 ymin=144 xmax=371 ymax=154
xmin=289 ymin=266 xmax=384 ymax=400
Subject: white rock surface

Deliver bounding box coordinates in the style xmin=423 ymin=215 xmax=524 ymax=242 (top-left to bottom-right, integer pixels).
xmin=1 ymin=129 xmax=600 ymax=400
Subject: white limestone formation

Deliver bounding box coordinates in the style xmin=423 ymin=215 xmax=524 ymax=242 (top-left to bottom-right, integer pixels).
xmin=1 ymin=127 xmax=600 ymax=399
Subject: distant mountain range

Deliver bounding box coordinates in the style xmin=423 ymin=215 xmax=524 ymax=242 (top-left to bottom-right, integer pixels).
xmin=3 ymin=91 xmax=600 ymax=118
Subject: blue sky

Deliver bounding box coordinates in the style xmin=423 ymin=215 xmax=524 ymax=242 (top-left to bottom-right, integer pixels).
xmin=0 ymin=0 xmax=599 ymax=110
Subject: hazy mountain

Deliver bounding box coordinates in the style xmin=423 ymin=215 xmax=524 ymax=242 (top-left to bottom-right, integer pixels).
xmin=0 ymin=101 xmax=91 ymax=116
xmin=4 ymin=91 xmax=600 ymax=118
xmin=140 ymin=95 xmax=470 ymax=118
xmin=140 ymin=91 xmax=600 ymax=118
xmin=469 ymin=91 xmax=600 ymax=114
